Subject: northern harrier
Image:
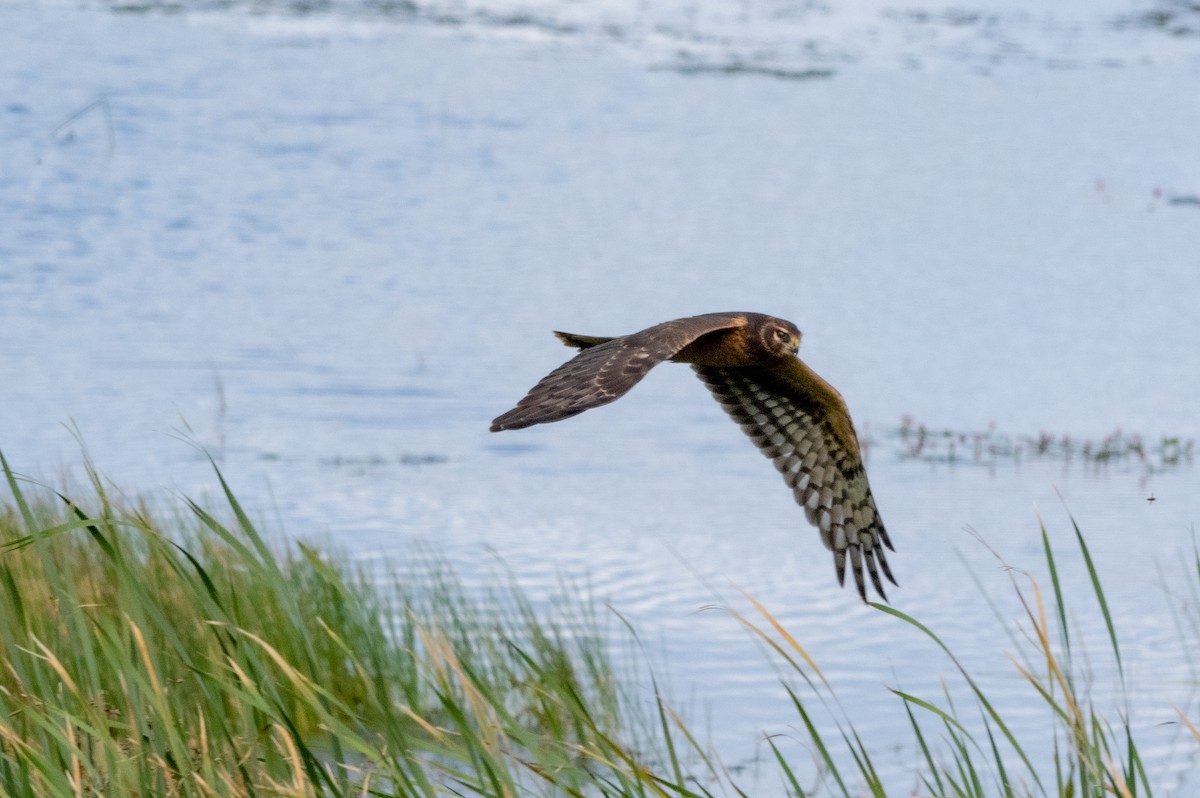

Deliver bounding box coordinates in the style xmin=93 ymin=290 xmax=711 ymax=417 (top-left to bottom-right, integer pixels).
xmin=491 ymin=312 xmax=894 ymax=601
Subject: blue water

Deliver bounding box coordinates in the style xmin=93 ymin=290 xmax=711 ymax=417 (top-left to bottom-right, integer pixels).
xmin=3 ymin=0 xmax=1200 ymax=792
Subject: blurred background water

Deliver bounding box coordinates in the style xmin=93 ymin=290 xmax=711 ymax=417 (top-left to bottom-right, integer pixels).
xmin=3 ymin=0 xmax=1200 ymax=792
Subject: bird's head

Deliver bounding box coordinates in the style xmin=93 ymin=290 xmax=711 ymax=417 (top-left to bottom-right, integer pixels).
xmin=754 ymin=317 xmax=802 ymax=360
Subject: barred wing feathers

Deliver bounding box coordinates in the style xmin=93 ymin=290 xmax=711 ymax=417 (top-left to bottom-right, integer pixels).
xmin=693 ymin=360 xmax=895 ymax=601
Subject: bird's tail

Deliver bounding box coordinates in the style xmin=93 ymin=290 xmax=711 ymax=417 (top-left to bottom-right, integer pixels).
xmin=553 ymin=331 xmax=614 ymax=350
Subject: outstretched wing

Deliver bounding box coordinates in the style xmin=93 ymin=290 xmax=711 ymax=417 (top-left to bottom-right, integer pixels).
xmin=491 ymin=313 xmax=749 ymax=432
xmin=693 ymin=358 xmax=895 ymax=601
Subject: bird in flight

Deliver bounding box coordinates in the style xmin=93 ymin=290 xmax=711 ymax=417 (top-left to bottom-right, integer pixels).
xmin=491 ymin=312 xmax=894 ymax=601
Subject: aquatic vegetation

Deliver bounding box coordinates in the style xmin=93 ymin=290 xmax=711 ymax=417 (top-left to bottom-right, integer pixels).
xmin=752 ymin=521 xmax=1170 ymax=797
xmin=0 ymin=450 xmax=651 ymax=797
xmin=886 ymin=416 xmax=1194 ymax=473
xmin=0 ymin=449 xmax=1195 ymax=796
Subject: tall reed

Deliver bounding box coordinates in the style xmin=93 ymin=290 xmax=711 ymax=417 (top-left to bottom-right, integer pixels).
xmin=0 ymin=450 xmax=678 ymax=796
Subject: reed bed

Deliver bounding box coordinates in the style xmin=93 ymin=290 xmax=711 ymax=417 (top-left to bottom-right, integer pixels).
xmin=0 ymin=448 xmax=1194 ymax=796
xmin=888 ymin=418 xmax=1193 ymax=473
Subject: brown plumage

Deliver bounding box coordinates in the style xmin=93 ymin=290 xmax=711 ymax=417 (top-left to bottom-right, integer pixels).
xmin=490 ymin=312 xmax=895 ymax=602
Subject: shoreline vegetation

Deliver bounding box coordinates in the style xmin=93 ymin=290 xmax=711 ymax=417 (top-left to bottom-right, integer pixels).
xmin=0 ymin=450 xmax=1196 ymax=796
xmin=884 ymin=418 xmax=1194 ymax=474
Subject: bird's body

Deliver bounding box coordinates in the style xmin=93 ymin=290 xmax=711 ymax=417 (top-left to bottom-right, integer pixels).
xmin=491 ymin=312 xmax=894 ymax=601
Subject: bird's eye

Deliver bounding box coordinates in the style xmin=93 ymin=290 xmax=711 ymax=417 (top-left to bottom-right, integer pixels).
xmin=775 ymin=329 xmax=790 ymax=342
